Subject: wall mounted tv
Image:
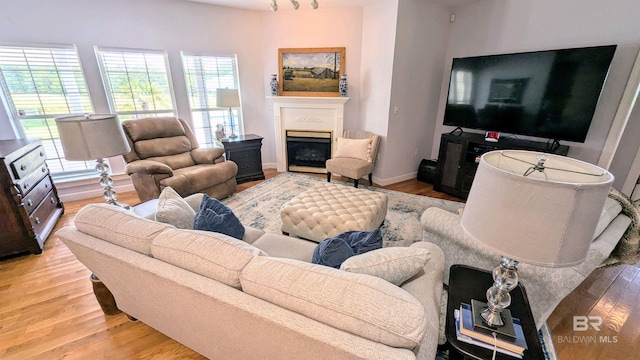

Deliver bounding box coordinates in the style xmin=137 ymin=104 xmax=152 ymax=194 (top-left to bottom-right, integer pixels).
xmin=443 ymin=45 xmax=617 ymax=143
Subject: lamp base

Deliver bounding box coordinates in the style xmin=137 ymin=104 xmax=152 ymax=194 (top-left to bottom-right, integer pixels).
xmin=471 ymin=299 xmax=516 ymax=340
xmin=228 ymin=133 xmax=238 ymax=139
xmin=96 ymin=158 xmax=131 ymax=210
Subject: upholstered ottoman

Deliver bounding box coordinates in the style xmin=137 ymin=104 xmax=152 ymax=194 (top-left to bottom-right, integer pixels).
xmin=280 ymin=183 xmax=388 ymax=242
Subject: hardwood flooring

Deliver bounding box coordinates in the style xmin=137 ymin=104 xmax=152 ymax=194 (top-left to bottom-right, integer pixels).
xmin=0 ymin=169 xmax=637 ymax=359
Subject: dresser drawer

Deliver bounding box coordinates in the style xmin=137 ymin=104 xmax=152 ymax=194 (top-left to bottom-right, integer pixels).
xmin=30 ymin=190 xmax=60 ymax=235
xmin=22 ymin=176 xmax=54 ymax=214
xmin=15 ymin=164 xmax=48 ymax=196
xmin=11 ymin=145 xmax=46 ymax=179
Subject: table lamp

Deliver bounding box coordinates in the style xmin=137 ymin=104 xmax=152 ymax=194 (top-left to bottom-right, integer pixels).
xmin=460 ymin=150 xmax=613 ymax=329
xmin=55 ymin=114 xmax=131 ymax=209
xmin=216 ymin=88 xmax=240 ymax=139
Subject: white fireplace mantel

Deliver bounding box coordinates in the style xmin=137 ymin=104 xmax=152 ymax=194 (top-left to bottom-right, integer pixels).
xmin=267 ymin=96 xmax=349 ymax=172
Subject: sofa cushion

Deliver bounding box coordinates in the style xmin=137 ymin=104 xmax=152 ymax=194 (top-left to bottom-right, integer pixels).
xmin=340 ymin=247 xmax=431 ymax=286
xmin=240 ymin=256 xmax=427 ymax=349
xmin=593 ymin=197 xmax=622 ymax=240
xmin=194 ymin=194 xmax=245 ymax=240
xmin=311 ymin=229 xmax=383 ymax=268
xmin=155 ymin=187 xmax=197 ymax=229
xmin=151 ymin=228 xmax=266 ymax=288
xmin=74 ymin=203 xmax=172 ymax=255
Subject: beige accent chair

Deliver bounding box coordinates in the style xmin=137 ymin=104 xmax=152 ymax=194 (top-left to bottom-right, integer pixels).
xmin=326 ymin=130 xmax=381 ymax=188
xmin=121 ymin=117 xmax=238 ymax=202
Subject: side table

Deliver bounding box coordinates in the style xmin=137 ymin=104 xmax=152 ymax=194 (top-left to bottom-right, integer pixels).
xmin=222 ymin=134 xmax=265 ymax=184
xmin=446 ymin=264 xmax=544 ymax=360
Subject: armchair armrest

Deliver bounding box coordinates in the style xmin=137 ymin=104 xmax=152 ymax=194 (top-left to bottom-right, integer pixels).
xmin=191 ymin=147 xmax=225 ymax=164
xmin=125 ymin=160 xmax=173 ymax=176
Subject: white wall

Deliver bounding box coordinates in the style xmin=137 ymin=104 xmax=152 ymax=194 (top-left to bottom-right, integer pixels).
xmin=382 ymin=0 xmax=451 ymax=183
xmin=431 ymin=0 xmax=640 ymax=169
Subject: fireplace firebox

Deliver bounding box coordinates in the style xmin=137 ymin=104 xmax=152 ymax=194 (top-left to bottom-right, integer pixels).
xmin=286 ymin=130 xmax=332 ymax=173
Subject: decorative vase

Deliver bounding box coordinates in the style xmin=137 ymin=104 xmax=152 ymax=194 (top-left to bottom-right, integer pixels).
xmin=270 ymin=74 xmax=278 ymax=96
xmin=339 ymin=74 xmax=348 ymax=97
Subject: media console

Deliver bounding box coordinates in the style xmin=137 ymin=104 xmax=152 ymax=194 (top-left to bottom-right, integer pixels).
xmin=434 ymin=132 xmax=569 ymax=199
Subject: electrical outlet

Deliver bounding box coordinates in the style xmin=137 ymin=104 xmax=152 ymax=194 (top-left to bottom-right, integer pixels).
xmin=414 ymin=148 xmax=418 ymax=156
xmin=393 ymin=105 xmax=399 ymax=114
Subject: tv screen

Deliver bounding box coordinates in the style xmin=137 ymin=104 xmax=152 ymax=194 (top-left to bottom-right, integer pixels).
xmin=443 ymin=45 xmax=617 ymax=143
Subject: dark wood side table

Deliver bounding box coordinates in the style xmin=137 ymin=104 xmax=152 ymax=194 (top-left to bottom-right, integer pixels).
xmin=446 ymin=264 xmax=544 ymax=360
xmin=221 ymin=134 xmax=265 ymax=184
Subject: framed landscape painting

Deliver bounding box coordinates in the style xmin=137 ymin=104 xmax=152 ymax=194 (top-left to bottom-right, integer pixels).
xmin=278 ymin=47 xmax=345 ymax=97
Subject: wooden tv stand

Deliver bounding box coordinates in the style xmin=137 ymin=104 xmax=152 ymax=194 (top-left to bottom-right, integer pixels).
xmin=433 ymin=132 xmax=569 ymax=199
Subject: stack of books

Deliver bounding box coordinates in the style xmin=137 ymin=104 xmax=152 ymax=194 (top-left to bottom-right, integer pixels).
xmin=454 ymin=302 xmax=528 ymax=358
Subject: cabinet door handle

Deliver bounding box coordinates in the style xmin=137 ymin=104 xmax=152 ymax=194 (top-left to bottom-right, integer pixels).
xmin=35 ymin=217 xmax=41 ymax=225
xmin=24 ymin=183 xmax=29 ymax=189
xmin=39 ymin=151 xmax=45 ymax=157
xmin=50 ymin=197 xmax=56 ymax=204
xmin=20 ymin=164 xmax=26 ymax=171
xmin=41 ymin=167 xmax=46 ymax=173
xmin=27 ymin=199 xmax=33 ymax=206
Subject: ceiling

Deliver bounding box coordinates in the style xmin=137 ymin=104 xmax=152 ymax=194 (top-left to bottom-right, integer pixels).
xmin=183 ymin=0 xmax=478 ymax=12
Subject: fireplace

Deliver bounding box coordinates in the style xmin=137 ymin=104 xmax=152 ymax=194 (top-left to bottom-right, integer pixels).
xmin=286 ymin=130 xmax=331 ymax=173
xmin=267 ymin=96 xmax=349 ymax=172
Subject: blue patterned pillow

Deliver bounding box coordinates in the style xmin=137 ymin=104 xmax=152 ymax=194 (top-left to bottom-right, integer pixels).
xmin=312 ymin=229 xmax=383 ymax=268
xmin=194 ymin=194 xmax=245 ymax=240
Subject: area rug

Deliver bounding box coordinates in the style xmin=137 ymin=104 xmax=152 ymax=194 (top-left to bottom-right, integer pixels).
xmin=223 ymin=172 xmax=557 ymax=359
xmin=223 ymin=172 xmax=465 ymax=246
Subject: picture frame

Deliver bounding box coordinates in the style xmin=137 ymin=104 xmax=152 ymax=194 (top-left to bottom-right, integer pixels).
xmin=278 ymin=47 xmax=346 ymax=97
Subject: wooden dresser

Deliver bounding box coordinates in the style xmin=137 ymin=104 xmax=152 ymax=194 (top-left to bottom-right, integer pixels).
xmin=0 ymin=139 xmax=64 ymax=257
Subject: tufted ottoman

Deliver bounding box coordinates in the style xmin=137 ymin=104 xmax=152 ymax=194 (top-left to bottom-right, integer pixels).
xmin=280 ymin=183 xmax=388 ymax=242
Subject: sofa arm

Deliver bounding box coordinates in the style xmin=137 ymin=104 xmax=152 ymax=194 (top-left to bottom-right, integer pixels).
xmin=125 ymin=160 xmax=173 ymax=176
xmin=191 ymin=147 xmax=225 ymax=164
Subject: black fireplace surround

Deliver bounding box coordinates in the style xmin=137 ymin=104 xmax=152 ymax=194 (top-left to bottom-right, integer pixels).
xmin=286 ymin=130 xmax=332 ymax=173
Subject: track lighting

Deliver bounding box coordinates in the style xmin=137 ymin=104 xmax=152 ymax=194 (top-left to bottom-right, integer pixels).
xmin=270 ymin=0 xmax=318 ymax=11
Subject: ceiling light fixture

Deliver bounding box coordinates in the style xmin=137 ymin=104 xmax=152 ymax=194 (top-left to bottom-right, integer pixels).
xmin=270 ymin=0 xmax=318 ymax=11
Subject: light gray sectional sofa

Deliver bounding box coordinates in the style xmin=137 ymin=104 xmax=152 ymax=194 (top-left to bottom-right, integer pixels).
xmin=56 ymin=195 xmax=447 ymax=360
xmin=421 ymin=195 xmax=633 ymax=329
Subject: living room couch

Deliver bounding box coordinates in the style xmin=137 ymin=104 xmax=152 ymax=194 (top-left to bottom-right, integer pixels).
xmin=56 ymin=195 xmax=446 ymax=360
xmin=420 ymin=193 xmax=633 ymax=329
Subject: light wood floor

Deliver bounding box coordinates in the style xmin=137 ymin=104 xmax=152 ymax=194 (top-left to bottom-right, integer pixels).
xmin=0 ymin=170 xmax=637 ymax=359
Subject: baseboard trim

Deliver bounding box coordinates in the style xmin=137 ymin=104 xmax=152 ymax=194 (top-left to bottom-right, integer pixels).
xmin=373 ymin=172 xmax=417 ymax=187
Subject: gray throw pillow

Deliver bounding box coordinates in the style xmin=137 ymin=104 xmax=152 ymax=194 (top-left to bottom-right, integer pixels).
xmin=154 ymin=187 xmax=197 ymax=229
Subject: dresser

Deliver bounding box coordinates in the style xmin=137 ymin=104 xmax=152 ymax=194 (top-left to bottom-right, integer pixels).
xmin=221 ymin=134 xmax=265 ymax=184
xmin=0 ymin=139 xmax=64 ymax=257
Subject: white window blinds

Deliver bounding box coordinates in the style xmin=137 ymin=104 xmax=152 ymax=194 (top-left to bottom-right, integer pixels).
xmin=182 ymin=53 xmax=242 ymax=147
xmin=0 ymin=44 xmax=94 ymax=175
xmin=95 ymin=47 xmax=177 ymax=120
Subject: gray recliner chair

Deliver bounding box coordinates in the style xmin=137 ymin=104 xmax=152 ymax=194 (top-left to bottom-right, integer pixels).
xmin=121 ymin=116 xmax=238 ymax=202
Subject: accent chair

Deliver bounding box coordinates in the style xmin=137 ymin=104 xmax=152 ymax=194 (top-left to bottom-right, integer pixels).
xmin=326 ymin=130 xmax=381 ymax=188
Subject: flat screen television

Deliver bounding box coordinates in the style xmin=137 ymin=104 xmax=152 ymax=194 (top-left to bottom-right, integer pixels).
xmin=443 ymin=45 xmax=617 ymax=143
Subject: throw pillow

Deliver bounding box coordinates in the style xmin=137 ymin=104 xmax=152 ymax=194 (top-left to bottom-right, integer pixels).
xmin=340 ymin=247 xmax=431 ymax=285
xmin=155 ymin=187 xmax=196 ymax=229
xmin=312 ymin=229 xmax=383 ymax=268
xmin=194 ymin=194 xmax=245 ymax=240
xmin=334 ymin=137 xmax=372 ymax=162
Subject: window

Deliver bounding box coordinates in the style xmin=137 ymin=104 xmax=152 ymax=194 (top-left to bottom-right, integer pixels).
xmin=95 ymin=47 xmax=176 ymax=120
xmin=0 ymin=44 xmax=94 ymax=175
xmin=182 ymin=53 xmax=242 ymax=148
xmin=448 ymin=69 xmax=473 ymax=104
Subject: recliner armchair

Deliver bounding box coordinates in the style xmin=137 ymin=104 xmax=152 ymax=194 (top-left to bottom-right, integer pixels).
xmin=121 ymin=116 xmax=238 ymax=202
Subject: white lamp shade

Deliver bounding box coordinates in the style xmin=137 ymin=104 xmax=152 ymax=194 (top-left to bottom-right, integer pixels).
xmin=461 ymin=150 xmax=613 ymax=267
xmin=216 ymin=88 xmax=240 ymax=108
xmin=55 ymin=114 xmax=131 ymax=161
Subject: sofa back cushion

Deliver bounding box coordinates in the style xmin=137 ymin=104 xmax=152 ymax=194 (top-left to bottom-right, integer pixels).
xmin=151 ymin=229 xmax=267 ymax=288
xmin=74 ymin=203 xmax=173 ymax=255
xmin=240 ymin=256 xmax=427 ymax=349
